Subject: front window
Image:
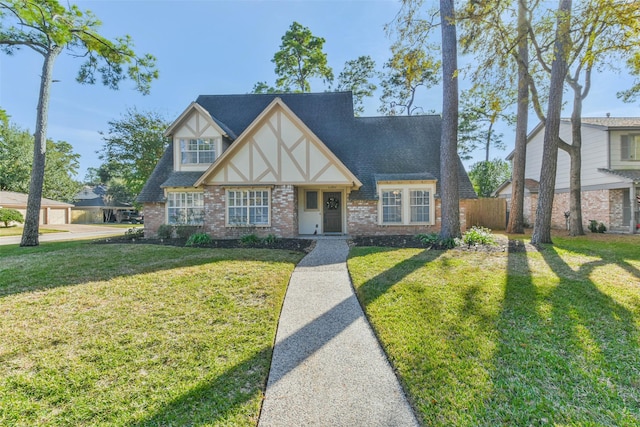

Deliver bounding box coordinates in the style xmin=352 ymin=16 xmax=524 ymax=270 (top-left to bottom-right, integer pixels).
xmin=167 ymin=192 xmax=204 ymax=224
xmin=621 ymin=134 xmax=640 ymax=161
xmin=227 ymin=189 xmax=270 ymax=226
xmin=382 ymin=190 xmax=402 ymax=223
xmin=180 ymin=138 xmax=217 ymax=164
xmin=410 ymin=190 xmax=430 ymax=223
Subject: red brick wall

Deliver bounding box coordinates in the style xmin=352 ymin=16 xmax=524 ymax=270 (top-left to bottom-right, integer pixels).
xmin=346 ymin=198 xmax=470 ymax=236
xmin=142 ymin=202 xmax=165 ymax=238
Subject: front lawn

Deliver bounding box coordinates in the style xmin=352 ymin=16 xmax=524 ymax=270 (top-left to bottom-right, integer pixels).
xmin=349 ymin=233 xmax=640 ymax=426
xmin=0 ymin=226 xmax=65 ymax=237
xmin=0 ymin=241 xmax=304 ymax=426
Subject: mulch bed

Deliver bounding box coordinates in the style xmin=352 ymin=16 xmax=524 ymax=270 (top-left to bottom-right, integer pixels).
xmin=99 ymin=234 xmax=536 ymax=253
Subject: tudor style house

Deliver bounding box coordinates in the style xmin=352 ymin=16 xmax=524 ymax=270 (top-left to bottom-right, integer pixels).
xmin=495 ymin=117 xmax=640 ymax=233
xmin=138 ymin=92 xmax=476 ymax=238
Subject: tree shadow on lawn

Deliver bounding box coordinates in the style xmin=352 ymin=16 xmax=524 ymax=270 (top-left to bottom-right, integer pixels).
xmin=0 ymin=241 xmax=304 ymax=298
xmin=480 ymin=240 xmax=640 ymax=425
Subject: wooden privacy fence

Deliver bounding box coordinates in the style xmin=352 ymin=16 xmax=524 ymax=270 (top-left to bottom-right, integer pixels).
xmin=464 ymin=198 xmax=507 ymax=230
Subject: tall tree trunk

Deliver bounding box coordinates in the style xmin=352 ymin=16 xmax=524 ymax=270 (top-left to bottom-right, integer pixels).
xmin=531 ymin=0 xmax=572 ymax=245
xmin=507 ymin=0 xmax=529 ymax=234
xmin=567 ymin=85 xmax=585 ymax=236
xmin=439 ymin=0 xmax=461 ymax=239
xmin=21 ymin=48 xmax=61 ymax=246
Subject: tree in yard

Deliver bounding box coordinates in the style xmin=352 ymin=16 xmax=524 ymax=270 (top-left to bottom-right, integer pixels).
xmin=98 ymin=108 xmax=169 ymax=198
xmin=0 ymin=121 xmax=82 ymax=201
xmin=468 ymin=158 xmax=511 ymax=198
xmin=439 ymin=0 xmax=461 ymax=239
xmin=0 ymin=208 xmax=23 ymax=227
xmin=458 ymin=84 xmax=513 ymax=162
xmin=336 ymin=55 xmax=378 ymax=116
xmin=0 ymin=0 xmax=158 ymax=246
xmin=531 ymin=0 xmax=572 ymax=245
xmin=255 ymin=21 xmax=333 ymax=93
xmin=378 ymin=43 xmax=440 ymax=116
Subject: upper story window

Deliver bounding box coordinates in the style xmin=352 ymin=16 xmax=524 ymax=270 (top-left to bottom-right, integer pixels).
xmin=621 ymin=134 xmax=640 ymax=161
xmin=180 ymin=138 xmax=217 ymax=164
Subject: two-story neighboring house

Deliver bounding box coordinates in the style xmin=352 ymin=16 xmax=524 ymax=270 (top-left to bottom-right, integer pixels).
xmin=495 ymin=117 xmax=640 ymax=233
xmin=137 ymin=92 xmax=477 ymax=238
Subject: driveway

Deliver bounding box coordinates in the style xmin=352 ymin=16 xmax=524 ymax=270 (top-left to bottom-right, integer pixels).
xmin=0 ymin=224 xmax=129 ymax=246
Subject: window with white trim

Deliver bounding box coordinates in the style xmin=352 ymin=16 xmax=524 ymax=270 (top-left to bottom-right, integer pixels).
xmin=227 ymin=189 xmax=270 ymax=226
xmin=621 ymin=134 xmax=640 ymax=161
xmin=180 ymin=138 xmax=217 ymax=164
xmin=167 ymin=192 xmax=204 ymax=225
xmin=410 ymin=190 xmax=430 ymax=223
xmin=382 ymin=190 xmax=402 ymax=223
xmin=379 ymin=183 xmax=435 ymax=225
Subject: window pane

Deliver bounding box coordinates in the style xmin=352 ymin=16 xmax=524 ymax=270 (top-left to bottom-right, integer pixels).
xmin=382 ymin=190 xmax=402 ymax=223
xmin=410 ymin=190 xmax=430 ymax=223
xmin=227 ymin=189 xmax=269 ymax=225
xmin=306 ymin=191 xmax=318 ymax=210
xmin=167 ymin=192 xmax=204 ymax=225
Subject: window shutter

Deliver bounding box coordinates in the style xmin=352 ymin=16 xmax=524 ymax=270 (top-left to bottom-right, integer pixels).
xmin=621 ymin=135 xmax=629 ymax=160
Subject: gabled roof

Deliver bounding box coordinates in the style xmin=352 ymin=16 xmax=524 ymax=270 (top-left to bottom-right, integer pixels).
xmin=138 ymin=92 xmax=477 ymax=202
xmin=194 ymin=97 xmax=362 ymax=188
xmin=0 ymin=191 xmax=73 ymax=207
xmin=164 ymin=102 xmax=234 ymax=138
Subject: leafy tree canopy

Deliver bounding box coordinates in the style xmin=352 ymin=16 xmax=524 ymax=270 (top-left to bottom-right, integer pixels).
xmin=0 ymin=207 xmax=23 ymax=227
xmin=468 ymin=158 xmax=512 ymax=198
xmin=98 ymin=108 xmax=169 ymax=198
xmin=0 ymin=121 xmax=81 ymax=202
xmin=336 ymin=55 xmax=378 ymax=116
xmin=271 ymin=21 xmax=333 ymax=93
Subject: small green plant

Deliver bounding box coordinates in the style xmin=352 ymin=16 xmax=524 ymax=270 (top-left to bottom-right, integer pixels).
xmin=175 ymin=225 xmax=201 ymax=240
xmin=124 ymin=227 xmax=144 ymax=240
xmin=240 ymin=233 xmax=261 ymax=245
xmin=0 ymin=208 xmax=24 ymax=227
xmin=263 ymin=234 xmax=278 ymax=245
xmin=416 ymin=232 xmax=440 ymax=246
xmin=462 ymin=226 xmax=496 ymax=246
xmin=185 ymin=232 xmax=213 ymax=247
xmin=157 ymin=224 xmax=174 ymax=239
xmin=588 ymin=220 xmax=607 ymax=233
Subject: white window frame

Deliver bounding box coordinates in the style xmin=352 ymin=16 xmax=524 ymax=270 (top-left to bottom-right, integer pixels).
xmin=410 ymin=189 xmax=431 ymax=223
xmin=305 ymin=190 xmax=319 ymax=211
xmin=381 ymin=189 xmax=403 ymax=223
xmin=226 ymin=188 xmax=271 ymax=227
xmin=378 ymin=183 xmax=435 ymax=226
xmin=166 ymin=191 xmax=204 ymax=225
xmin=180 ymin=138 xmax=219 ymax=164
xmin=621 ymin=134 xmax=640 ymax=161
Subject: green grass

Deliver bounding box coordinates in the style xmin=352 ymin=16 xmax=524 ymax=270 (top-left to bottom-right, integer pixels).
xmin=0 ymin=226 xmax=65 ymax=237
xmin=348 ymin=233 xmax=640 ymax=426
xmin=0 ymin=241 xmax=304 ymax=426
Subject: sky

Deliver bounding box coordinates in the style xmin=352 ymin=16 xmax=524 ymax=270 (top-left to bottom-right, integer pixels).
xmin=1 ymin=0 xmax=639 ymax=181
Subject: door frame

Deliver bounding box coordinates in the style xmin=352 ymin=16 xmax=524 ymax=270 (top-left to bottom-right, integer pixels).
xmin=322 ymin=190 xmax=344 ymax=234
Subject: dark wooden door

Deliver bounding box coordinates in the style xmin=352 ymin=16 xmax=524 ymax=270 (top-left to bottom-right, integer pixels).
xmin=323 ymin=192 xmax=342 ymax=233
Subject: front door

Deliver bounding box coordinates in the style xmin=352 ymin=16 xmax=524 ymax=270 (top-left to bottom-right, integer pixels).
xmin=323 ymin=192 xmax=342 ymax=233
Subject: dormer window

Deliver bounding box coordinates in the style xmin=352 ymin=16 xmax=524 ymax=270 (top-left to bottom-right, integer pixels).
xmin=180 ymin=138 xmax=217 ymax=164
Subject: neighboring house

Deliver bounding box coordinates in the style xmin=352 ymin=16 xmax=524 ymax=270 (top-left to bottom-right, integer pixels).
xmin=0 ymin=191 xmax=73 ymax=225
xmin=138 ymin=92 xmax=476 ymax=238
xmin=495 ymin=117 xmax=640 ymax=233
xmin=72 ymin=185 xmax=136 ymax=223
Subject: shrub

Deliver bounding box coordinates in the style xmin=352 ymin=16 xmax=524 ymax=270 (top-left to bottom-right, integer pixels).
xmin=0 ymin=208 xmax=24 ymax=227
xmin=124 ymin=227 xmax=144 ymax=240
xmin=157 ymin=224 xmax=174 ymax=239
xmin=416 ymin=232 xmax=460 ymax=249
xmin=588 ymin=220 xmax=607 ymax=233
xmin=175 ymin=225 xmax=201 ymax=240
xmin=263 ymin=234 xmax=278 ymax=245
xmin=416 ymin=233 xmax=440 ymax=246
xmin=185 ymin=232 xmax=213 ymax=247
xmin=240 ymin=233 xmax=261 ymax=245
xmin=462 ymin=226 xmax=496 ymax=246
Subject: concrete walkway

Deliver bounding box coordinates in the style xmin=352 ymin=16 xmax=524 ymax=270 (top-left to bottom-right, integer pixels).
xmin=259 ymin=238 xmax=420 ymax=427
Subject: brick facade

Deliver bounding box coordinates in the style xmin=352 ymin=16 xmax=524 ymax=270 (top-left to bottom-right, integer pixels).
xmin=147 ymin=188 xmax=473 ymax=238
xmin=522 ymin=189 xmax=624 ymax=231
